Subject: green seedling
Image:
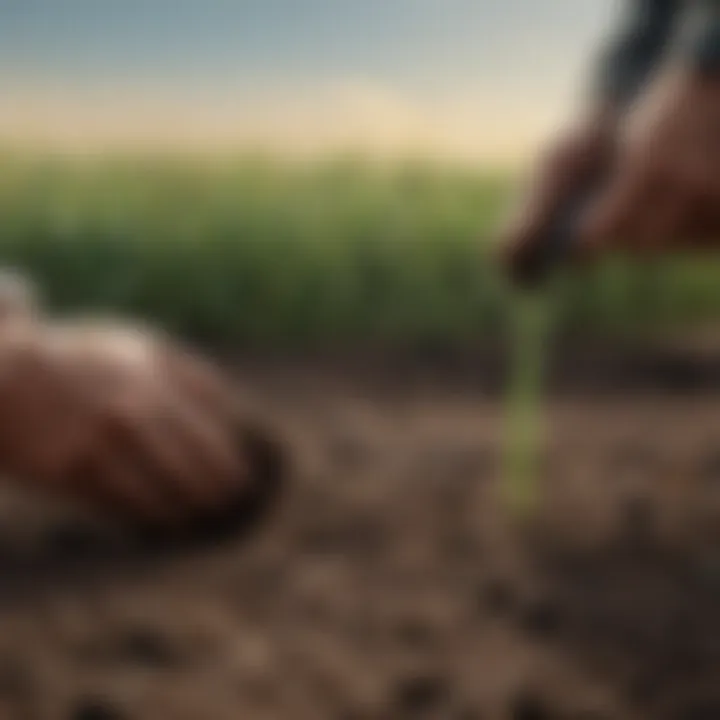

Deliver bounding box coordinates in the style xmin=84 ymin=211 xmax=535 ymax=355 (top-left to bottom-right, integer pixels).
xmin=502 ymin=288 xmax=556 ymax=517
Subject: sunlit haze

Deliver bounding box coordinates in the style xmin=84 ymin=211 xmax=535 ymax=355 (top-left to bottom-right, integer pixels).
xmin=1 ymin=0 xmax=617 ymax=163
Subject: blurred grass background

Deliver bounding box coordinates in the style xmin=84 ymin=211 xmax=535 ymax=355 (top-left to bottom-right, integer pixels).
xmin=3 ymin=151 xmax=720 ymax=350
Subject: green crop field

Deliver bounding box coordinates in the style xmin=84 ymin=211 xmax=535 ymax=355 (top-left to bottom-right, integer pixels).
xmin=2 ymin=150 xmax=720 ymax=349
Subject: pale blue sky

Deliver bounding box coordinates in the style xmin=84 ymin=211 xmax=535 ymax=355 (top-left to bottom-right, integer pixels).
xmin=0 ymin=0 xmax=618 ymax=161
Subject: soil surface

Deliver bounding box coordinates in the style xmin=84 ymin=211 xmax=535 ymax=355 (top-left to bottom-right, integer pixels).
xmin=2 ymin=349 xmax=720 ymax=719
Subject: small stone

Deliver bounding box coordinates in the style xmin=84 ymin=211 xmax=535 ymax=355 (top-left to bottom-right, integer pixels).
xmin=393 ymin=674 xmax=451 ymax=715
xmin=520 ymin=598 xmax=564 ymax=640
xmin=510 ymin=691 xmax=552 ymax=720
xmin=70 ymin=697 xmax=124 ymax=720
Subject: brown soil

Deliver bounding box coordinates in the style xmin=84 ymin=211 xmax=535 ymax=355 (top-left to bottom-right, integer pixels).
xmin=1 ymin=350 xmax=720 ymax=719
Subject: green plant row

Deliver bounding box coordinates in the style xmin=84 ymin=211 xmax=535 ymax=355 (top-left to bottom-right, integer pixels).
xmin=1 ymin=152 xmax=719 ymax=348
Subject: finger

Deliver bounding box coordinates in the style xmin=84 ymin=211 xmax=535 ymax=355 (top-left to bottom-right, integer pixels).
xmin=163 ymin=395 xmax=247 ymax=499
xmin=64 ymin=434 xmax=180 ymax=525
xmin=500 ymin=202 xmax=573 ymax=286
xmin=498 ymin=150 xmax=589 ymax=283
xmin=110 ymin=403 xmax=222 ymax=514
xmin=574 ymin=166 xmax=655 ymax=259
xmin=683 ymin=205 xmax=720 ymax=250
xmin=678 ymin=174 xmax=720 ymax=249
xmin=632 ymin=182 xmax=688 ymax=253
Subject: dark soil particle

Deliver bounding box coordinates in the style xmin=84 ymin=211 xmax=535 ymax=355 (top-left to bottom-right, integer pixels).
xmin=70 ymin=698 xmax=125 ymax=720
xmin=392 ymin=674 xmax=452 ymax=716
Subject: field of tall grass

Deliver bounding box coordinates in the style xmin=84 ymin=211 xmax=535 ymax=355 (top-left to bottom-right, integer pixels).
xmin=2 ymin=151 xmax=720 ymax=349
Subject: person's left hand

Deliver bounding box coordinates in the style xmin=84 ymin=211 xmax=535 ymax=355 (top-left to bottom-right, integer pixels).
xmin=0 ymin=315 xmax=286 ymax=530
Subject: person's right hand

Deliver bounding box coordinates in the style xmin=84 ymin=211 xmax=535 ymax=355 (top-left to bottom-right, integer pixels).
xmin=573 ymin=69 xmax=720 ymax=259
xmin=0 ymin=318 xmax=285 ymax=529
xmin=499 ymin=104 xmax=618 ymax=284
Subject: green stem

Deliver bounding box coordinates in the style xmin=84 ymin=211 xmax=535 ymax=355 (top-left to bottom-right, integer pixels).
xmin=502 ymin=290 xmax=556 ymax=516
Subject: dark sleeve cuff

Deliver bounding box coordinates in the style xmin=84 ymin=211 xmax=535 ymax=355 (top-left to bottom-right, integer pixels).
xmin=682 ymin=2 xmax=720 ymax=73
xmin=596 ymin=0 xmax=680 ymax=106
